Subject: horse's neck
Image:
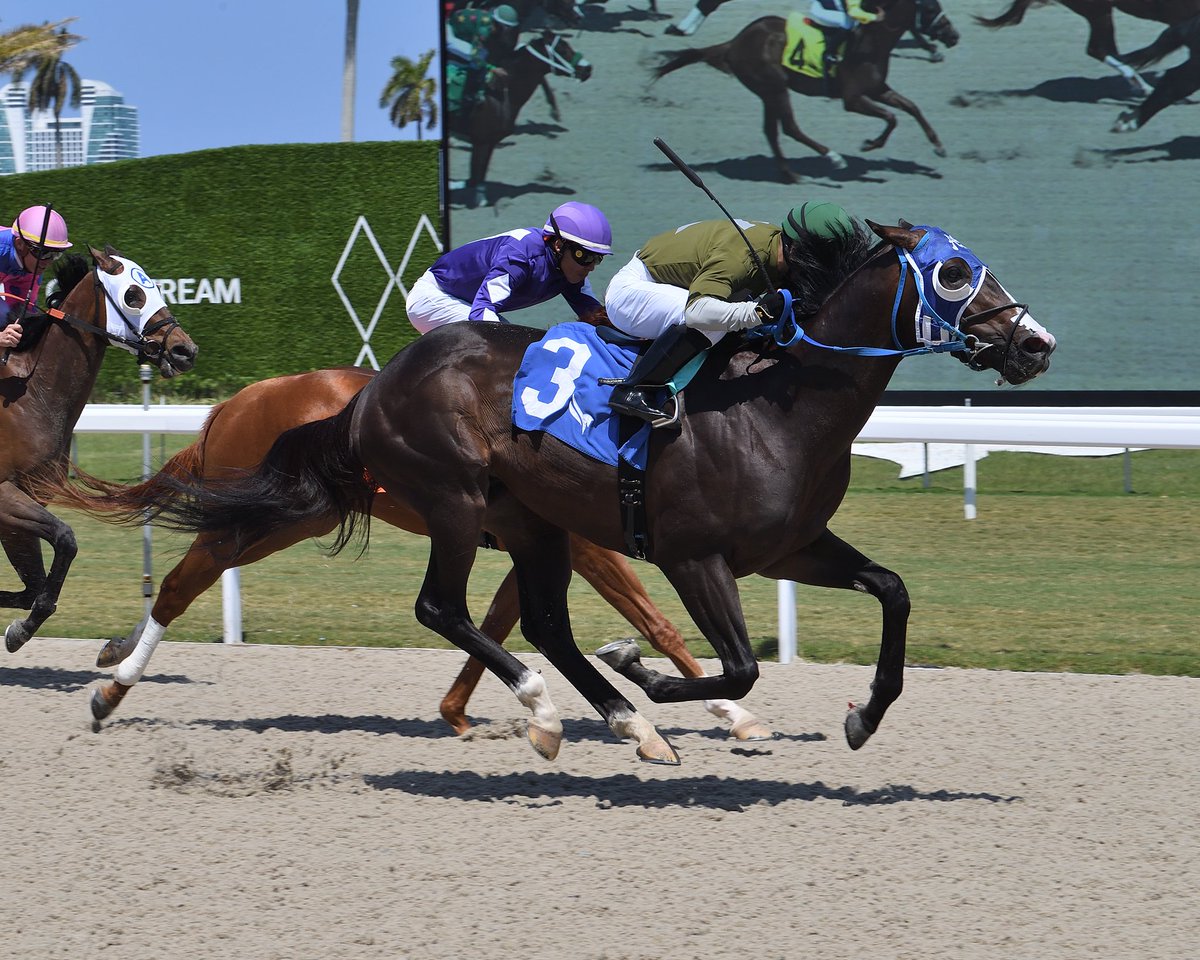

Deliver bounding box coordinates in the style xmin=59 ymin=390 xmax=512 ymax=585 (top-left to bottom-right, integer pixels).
xmin=509 ymin=57 xmax=550 ymax=112
xmin=28 ymin=302 xmax=109 ymax=429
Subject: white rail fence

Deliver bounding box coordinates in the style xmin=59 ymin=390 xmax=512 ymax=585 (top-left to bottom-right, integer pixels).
xmin=74 ymin=404 xmax=1200 ymax=652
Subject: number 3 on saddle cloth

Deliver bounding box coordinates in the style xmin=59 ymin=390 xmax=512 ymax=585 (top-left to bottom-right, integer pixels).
xmin=511 ymin=322 xmax=706 ymax=559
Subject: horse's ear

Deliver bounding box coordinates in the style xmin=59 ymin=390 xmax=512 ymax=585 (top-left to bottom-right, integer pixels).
xmin=89 ymin=244 xmax=121 ymax=272
xmin=866 ymin=219 xmax=922 ymax=251
xmin=898 ymin=218 xmax=914 ymax=229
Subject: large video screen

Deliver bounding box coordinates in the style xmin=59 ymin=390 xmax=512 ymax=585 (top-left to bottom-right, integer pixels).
xmin=442 ymin=0 xmax=1199 ymax=395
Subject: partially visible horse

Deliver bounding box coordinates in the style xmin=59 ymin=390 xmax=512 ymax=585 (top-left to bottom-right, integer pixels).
xmin=652 ymin=0 xmax=958 ymax=183
xmin=1 ymin=248 xmax=197 ymax=652
xmin=84 ymin=220 xmax=1055 ymax=764
xmin=1113 ymin=13 xmax=1200 ymax=128
xmin=976 ymin=0 xmax=1200 ymax=95
xmin=450 ymin=30 xmax=592 ymax=208
xmin=53 ymin=367 xmax=769 ymax=741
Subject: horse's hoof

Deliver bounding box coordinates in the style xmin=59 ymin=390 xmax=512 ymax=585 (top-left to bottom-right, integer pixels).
xmin=5 ymin=620 xmax=30 ymax=654
xmin=596 ymin=637 xmax=642 ymax=673
xmin=96 ymin=636 xmax=126 ymax=669
xmin=844 ymin=705 xmax=877 ymax=750
xmin=636 ymin=735 xmax=680 ymax=765
xmin=730 ymin=718 xmax=775 ymax=742
xmin=1112 ymin=112 xmax=1139 ymax=134
xmin=826 ymin=150 xmax=848 ymax=171
xmin=90 ymin=682 xmax=131 ymax=721
xmin=438 ymin=703 xmax=472 ymax=737
xmin=934 ymin=145 xmax=947 ymax=158
xmin=930 ymin=51 xmax=944 ymax=63
xmin=526 ymin=720 xmax=562 ymax=761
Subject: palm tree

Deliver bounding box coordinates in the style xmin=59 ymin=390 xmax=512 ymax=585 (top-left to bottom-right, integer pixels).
xmin=380 ymin=50 xmax=438 ymax=140
xmin=25 ymin=27 xmax=82 ymax=169
xmin=0 ymin=18 xmax=80 ymax=76
xmin=342 ymin=0 xmax=359 ymax=141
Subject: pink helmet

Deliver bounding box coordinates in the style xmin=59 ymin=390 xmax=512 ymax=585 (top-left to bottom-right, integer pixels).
xmin=12 ymin=205 xmax=72 ymax=249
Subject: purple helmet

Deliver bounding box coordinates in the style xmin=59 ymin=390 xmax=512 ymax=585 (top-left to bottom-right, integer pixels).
xmin=543 ymin=201 xmax=612 ymax=256
xmin=12 ymin=205 xmax=72 ymax=249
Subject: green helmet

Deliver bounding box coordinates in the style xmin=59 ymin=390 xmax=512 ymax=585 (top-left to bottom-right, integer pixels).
xmin=491 ymin=4 xmax=519 ymax=27
xmin=782 ymin=201 xmax=854 ymax=243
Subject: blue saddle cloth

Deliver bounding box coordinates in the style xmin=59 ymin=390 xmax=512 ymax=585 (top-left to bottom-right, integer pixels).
xmin=511 ymin=322 xmax=655 ymax=470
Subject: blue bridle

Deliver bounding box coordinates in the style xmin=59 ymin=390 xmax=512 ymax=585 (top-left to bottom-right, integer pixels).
xmin=750 ymin=226 xmax=989 ymax=359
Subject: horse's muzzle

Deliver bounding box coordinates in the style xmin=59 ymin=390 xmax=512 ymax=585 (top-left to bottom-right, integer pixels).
xmin=160 ymin=342 xmax=199 ymax=378
xmin=1004 ymin=333 xmax=1055 ymax=384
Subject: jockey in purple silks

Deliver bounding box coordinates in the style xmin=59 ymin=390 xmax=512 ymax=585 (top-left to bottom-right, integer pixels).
xmin=405 ymin=201 xmax=613 ymax=334
xmin=0 ymin=205 xmax=73 ymax=351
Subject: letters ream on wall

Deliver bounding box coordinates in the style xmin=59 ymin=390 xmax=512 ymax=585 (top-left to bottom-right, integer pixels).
xmin=154 ymin=277 xmax=241 ymax=305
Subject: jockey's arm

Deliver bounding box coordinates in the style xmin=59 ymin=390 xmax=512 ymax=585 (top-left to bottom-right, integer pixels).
xmin=683 ymin=294 xmax=761 ymax=332
xmin=845 ymin=0 xmax=879 ymax=24
xmin=469 ymin=257 xmax=531 ymax=324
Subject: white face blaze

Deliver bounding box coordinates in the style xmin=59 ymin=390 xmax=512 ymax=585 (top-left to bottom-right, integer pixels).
xmin=994 ymin=277 xmax=1056 ymax=349
xmin=101 ymin=256 xmax=170 ymax=352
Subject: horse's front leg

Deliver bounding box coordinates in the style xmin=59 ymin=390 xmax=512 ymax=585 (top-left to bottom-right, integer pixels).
xmin=866 ymin=86 xmax=946 ymax=156
xmin=502 ymin=512 xmax=678 ymax=764
xmin=598 ymin=554 xmax=759 ymax=704
xmin=0 ymin=488 xmax=77 ymax=653
xmin=570 ymin=538 xmax=772 ymax=740
xmin=0 ymin=530 xmax=46 ymax=611
xmin=539 ymin=77 xmax=561 ymax=123
xmin=760 ymin=528 xmax=909 ymax=751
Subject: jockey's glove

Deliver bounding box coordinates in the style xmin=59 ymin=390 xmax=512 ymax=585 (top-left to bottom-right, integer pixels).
xmin=754 ymin=290 xmax=787 ymax=324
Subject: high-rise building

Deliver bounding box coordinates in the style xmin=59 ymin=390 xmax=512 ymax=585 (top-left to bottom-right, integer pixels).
xmin=0 ymin=79 xmax=139 ymax=176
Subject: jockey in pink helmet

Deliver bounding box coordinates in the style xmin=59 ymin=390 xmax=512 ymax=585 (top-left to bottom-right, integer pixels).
xmin=1 ymin=205 xmax=73 ymax=350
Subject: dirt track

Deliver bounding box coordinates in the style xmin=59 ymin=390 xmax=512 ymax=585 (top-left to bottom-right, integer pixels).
xmin=449 ymin=0 xmax=1199 ymax=391
xmin=3 ymin=638 xmax=1197 ymax=959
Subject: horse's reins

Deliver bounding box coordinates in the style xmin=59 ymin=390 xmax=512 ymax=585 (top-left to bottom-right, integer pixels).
xmin=0 ymin=267 xmax=181 ymax=369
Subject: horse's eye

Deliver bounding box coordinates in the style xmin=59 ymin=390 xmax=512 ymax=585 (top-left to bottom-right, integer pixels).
xmin=940 ymin=258 xmax=971 ymax=288
xmin=124 ymin=287 xmax=147 ymax=309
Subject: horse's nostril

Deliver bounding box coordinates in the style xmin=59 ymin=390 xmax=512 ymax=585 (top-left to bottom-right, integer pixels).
xmin=1023 ymin=336 xmax=1051 ymax=355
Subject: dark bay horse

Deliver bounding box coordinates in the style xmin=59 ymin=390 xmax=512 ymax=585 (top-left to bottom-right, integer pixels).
xmin=652 ymin=0 xmax=959 ymax=182
xmin=1 ymin=248 xmax=197 ymax=652
xmin=84 ymin=220 xmax=1055 ymax=765
xmin=976 ymin=0 xmax=1200 ymax=95
xmin=451 ymin=30 xmax=592 ymax=208
xmin=1112 ymin=13 xmax=1200 ymax=128
xmin=55 ymin=366 xmax=768 ymax=740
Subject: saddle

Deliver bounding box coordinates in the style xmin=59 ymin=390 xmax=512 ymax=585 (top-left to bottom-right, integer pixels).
xmin=782 ymin=12 xmax=838 ymax=79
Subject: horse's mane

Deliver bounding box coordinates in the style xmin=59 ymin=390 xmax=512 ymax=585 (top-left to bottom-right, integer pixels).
xmin=45 ymin=254 xmax=90 ymax=310
xmin=784 ymin=219 xmax=877 ymax=319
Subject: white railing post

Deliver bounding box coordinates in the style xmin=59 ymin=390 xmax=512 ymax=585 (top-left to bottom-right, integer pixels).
xmin=777 ymin=579 xmax=797 ymax=664
xmin=222 ymin=569 xmax=243 ymax=644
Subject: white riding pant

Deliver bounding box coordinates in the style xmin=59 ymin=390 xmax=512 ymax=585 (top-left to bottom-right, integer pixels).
xmin=604 ymin=255 xmax=722 ymax=345
xmin=405 ymin=269 xmax=484 ymax=335
xmin=807 ymin=1 xmax=854 ymax=30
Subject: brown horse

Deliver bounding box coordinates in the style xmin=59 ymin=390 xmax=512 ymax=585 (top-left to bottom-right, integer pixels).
xmin=56 ymin=366 xmax=768 ymax=740
xmin=976 ymin=0 xmax=1200 ymax=96
xmin=652 ymin=0 xmax=958 ymax=183
xmin=1113 ymin=14 xmax=1200 ymax=128
xmin=74 ymin=220 xmax=1055 ymax=764
xmin=1 ymin=248 xmax=197 ymax=652
xmin=451 ymin=30 xmax=592 ymax=209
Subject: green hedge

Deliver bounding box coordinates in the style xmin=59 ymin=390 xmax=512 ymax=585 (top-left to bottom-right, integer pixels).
xmin=0 ymin=141 xmax=442 ymax=400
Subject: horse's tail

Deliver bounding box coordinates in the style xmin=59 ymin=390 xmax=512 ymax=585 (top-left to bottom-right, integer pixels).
xmin=30 ymin=403 xmax=223 ymax=520
xmin=653 ymin=42 xmax=732 ymax=81
xmin=974 ymin=0 xmax=1045 ymax=29
xmin=108 ymin=394 xmax=374 ymax=559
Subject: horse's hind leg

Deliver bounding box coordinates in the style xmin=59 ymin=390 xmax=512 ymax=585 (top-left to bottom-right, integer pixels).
xmin=438 ymin=566 xmax=521 ymax=735
xmin=760 ymin=528 xmax=909 ymax=750
xmin=857 ymin=87 xmax=945 ymax=157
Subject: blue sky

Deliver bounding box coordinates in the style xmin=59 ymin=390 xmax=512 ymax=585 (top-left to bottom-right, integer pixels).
xmin=21 ymin=0 xmax=442 ymax=157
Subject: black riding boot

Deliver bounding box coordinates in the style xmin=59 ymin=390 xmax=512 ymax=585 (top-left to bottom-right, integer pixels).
xmin=821 ymin=27 xmax=850 ymax=80
xmin=608 ymin=326 xmax=711 ymax=427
